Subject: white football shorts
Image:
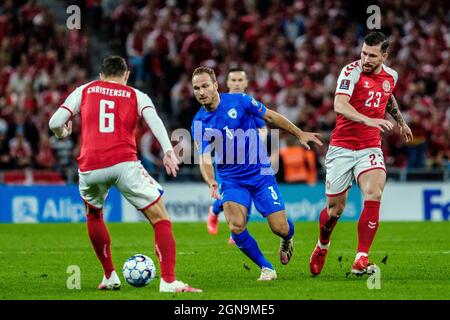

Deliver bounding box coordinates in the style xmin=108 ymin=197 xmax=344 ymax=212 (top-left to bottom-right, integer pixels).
xmin=325 ymin=146 xmax=386 ymax=196
xmin=79 ymin=161 xmax=163 ymax=210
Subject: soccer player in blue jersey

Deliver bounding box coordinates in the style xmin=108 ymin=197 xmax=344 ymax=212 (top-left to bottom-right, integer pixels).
xmin=207 ymin=69 xmax=268 ymax=246
xmin=191 ymin=67 xmax=322 ymax=280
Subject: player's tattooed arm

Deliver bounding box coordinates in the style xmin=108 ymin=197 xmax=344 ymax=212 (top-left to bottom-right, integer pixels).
xmin=386 ymin=95 xmax=405 ymax=126
xmin=386 ymin=95 xmax=413 ymax=142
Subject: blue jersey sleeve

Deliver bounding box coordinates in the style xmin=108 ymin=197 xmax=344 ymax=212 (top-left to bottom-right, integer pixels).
xmin=240 ymin=94 xmax=267 ymax=119
xmin=254 ymin=115 xmax=266 ymax=128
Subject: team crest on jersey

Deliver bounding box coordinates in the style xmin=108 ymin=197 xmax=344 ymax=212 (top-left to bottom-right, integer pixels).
xmin=382 ymin=80 xmax=391 ymax=92
xmin=339 ymin=79 xmax=350 ymax=90
xmin=228 ymin=108 xmax=237 ymax=119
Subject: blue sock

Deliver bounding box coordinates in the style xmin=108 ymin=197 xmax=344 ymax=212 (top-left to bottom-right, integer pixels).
xmin=231 ymin=229 xmax=273 ymax=269
xmin=212 ymin=199 xmax=223 ymax=215
xmin=283 ymin=219 xmax=295 ymax=241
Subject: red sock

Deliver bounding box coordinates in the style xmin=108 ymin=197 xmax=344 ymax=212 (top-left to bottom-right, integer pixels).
xmin=153 ymin=219 xmax=176 ymax=283
xmin=319 ymin=208 xmax=338 ymax=245
xmin=86 ymin=207 xmax=114 ymax=278
xmin=357 ymin=200 xmax=380 ymax=254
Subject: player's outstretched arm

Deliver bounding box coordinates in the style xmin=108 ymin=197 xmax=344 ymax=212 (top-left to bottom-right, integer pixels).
xmin=49 ymin=108 xmax=72 ymax=139
xmin=199 ymin=153 xmax=220 ymax=200
xmin=263 ymin=109 xmax=322 ymax=150
xmin=386 ymin=95 xmax=413 ymax=142
xmin=334 ymin=94 xmax=394 ymax=132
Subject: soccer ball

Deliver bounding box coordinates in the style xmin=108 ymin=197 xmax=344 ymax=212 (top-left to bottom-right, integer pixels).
xmin=122 ymin=254 xmax=156 ymax=287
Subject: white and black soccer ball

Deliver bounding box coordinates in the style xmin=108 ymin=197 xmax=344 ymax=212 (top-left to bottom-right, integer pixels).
xmin=122 ymin=254 xmax=156 ymax=287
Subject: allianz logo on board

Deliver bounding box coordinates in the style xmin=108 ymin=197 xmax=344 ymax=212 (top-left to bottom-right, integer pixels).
xmin=12 ymin=196 xmax=39 ymax=223
xmin=12 ymin=196 xmax=112 ymax=223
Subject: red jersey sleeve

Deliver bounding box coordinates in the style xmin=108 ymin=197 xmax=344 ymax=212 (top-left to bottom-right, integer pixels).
xmin=335 ymin=61 xmax=362 ymax=98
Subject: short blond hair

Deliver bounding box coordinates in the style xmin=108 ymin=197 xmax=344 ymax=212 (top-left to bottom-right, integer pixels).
xmin=192 ymin=67 xmax=217 ymax=83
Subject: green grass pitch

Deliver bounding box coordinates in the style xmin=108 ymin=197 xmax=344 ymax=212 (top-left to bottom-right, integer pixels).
xmin=0 ymin=221 xmax=449 ymax=300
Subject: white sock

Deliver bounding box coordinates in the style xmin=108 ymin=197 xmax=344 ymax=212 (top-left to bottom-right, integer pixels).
xmin=355 ymin=252 xmax=368 ymax=260
xmin=318 ymin=240 xmax=330 ymax=249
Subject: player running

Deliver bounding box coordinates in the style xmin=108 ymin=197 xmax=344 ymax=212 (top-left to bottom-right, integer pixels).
xmin=49 ymin=55 xmax=201 ymax=293
xmin=309 ymin=31 xmax=413 ymax=276
xmin=191 ymin=67 xmax=322 ymax=280
xmin=207 ymin=68 xmax=268 ymax=245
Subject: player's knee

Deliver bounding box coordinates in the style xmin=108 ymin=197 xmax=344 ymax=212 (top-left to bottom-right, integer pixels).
xmin=228 ymin=221 xmax=246 ymax=234
xmin=364 ymin=188 xmax=383 ymax=201
xmin=141 ymin=200 xmax=169 ymax=224
xmin=327 ymin=203 xmax=345 ymax=218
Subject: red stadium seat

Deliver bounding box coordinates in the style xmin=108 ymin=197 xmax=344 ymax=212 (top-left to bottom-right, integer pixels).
xmin=2 ymin=170 xmax=65 ymax=185
xmin=32 ymin=170 xmax=65 ymax=185
xmin=3 ymin=170 xmax=27 ymax=185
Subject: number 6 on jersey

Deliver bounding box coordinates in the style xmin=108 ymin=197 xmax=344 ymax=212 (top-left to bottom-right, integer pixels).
xmin=99 ymin=99 xmax=115 ymax=133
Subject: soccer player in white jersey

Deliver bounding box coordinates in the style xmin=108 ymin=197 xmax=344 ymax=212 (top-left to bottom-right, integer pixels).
xmin=49 ymin=55 xmax=201 ymax=292
xmin=309 ymin=32 xmax=413 ymax=276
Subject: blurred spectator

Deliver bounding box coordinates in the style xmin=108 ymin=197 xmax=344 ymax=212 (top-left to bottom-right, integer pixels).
xmin=0 ymin=118 xmax=10 ymax=169
xmin=49 ymin=134 xmax=74 ymax=172
xmin=9 ymin=127 xmax=32 ymax=169
xmin=279 ymin=137 xmax=317 ymax=184
xmin=126 ymin=23 xmax=146 ymax=87
xmin=197 ymin=4 xmax=224 ymax=45
xmin=276 ymin=88 xmax=303 ymax=123
xmin=170 ymin=73 xmax=193 ymax=117
xmin=6 ymin=112 xmax=39 ymax=153
xmin=35 ymin=133 xmax=55 ymax=169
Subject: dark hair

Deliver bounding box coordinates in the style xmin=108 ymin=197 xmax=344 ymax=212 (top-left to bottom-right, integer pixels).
xmin=227 ymin=68 xmax=247 ymax=80
xmin=364 ymin=31 xmax=389 ymax=53
xmin=100 ymin=55 xmax=128 ymax=77
xmin=192 ymin=66 xmax=217 ymax=83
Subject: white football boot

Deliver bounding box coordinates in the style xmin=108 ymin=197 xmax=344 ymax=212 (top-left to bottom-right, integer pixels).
xmin=159 ymin=279 xmax=202 ymax=293
xmin=257 ymin=267 xmax=277 ymax=281
xmin=98 ymin=270 xmax=121 ymax=290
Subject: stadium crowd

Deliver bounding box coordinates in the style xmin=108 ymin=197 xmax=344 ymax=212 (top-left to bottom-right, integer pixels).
xmin=0 ymin=0 xmax=449 ymax=183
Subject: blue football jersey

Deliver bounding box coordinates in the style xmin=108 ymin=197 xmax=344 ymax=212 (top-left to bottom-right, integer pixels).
xmin=253 ymin=114 xmax=266 ymax=129
xmin=192 ymin=93 xmax=273 ymax=182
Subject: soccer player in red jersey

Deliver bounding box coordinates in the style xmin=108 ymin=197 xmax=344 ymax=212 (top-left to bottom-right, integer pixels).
xmin=309 ymin=32 xmax=413 ymax=276
xmin=49 ymin=56 xmax=201 ymax=292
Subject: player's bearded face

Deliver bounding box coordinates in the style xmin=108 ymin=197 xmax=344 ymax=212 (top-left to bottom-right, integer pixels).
xmin=361 ymin=43 xmax=387 ymax=74
xmin=192 ymin=74 xmax=219 ymax=106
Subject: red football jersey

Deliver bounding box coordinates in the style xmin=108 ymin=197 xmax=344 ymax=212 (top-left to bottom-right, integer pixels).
xmin=331 ymin=60 xmax=398 ymax=150
xmin=61 ymin=80 xmax=155 ymax=171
